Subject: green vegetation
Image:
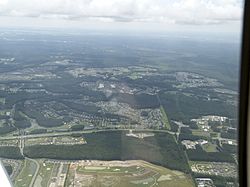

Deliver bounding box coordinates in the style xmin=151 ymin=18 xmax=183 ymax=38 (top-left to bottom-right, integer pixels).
xmin=0 ymin=33 xmax=239 ymax=187
xmin=62 ymin=101 xmax=100 ymax=114
xmin=159 ymin=92 xmax=237 ymax=122
xmin=34 ymin=161 xmax=54 ymax=187
xmin=66 ymin=160 xmax=194 ymax=187
xmin=188 ymin=122 xmax=199 ymax=129
xmin=160 ymin=106 xmax=171 ymax=130
xmin=0 ymin=146 xmax=23 ymax=159
xmin=0 ymin=123 xmax=16 ymax=135
xmin=179 ymin=133 xmax=206 ymax=141
xmin=70 ymin=124 xmax=85 ymax=131
xmin=180 ymin=127 xmax=192 ymax=134
xmin=14 ymin=120 xmax=31 ymax=129
xmin=186 ymin=149 xmax=234 ymax=163
xmin=4 ymin=164 xmax=13 ymax=176
xmin=191 ymin=130 xmax=210 ymax=137
xmin=202 ymin=143 xmax=218 ymax=152
xmin=116 ymin=93 xmax=160 ymax=109
xmin=13 ymin=111 xmax=31 ymax=129
xmin=222 ymin=144 xmax=237 ymax=153
xmin=210 ymin=132 xmax=218 ymax=138
xmin=70 ymin=133 xmax=83 ymax=137
xmin=14 ymin=159 xmax=37 ymax=187
xmin=169 ymin=122 xmax=178 ymax=132
xmin=221 ymin=131 xmax=237 ymax=140
xmin=22 ymin=107 xmax=63 ymax=127
xmin=29 ymin=128 xmax=47 ymax=134
xmin=24 ymin=131 xmax=189 ymax=172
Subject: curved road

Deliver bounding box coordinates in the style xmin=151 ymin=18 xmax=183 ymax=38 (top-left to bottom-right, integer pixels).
xmin=27 ymin=157 xmax=39 ymax=187
xmin=19 ymin=136 xmax=40 ymax=187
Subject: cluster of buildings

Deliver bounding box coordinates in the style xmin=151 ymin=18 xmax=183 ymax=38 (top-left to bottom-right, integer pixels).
xmin=195 ymin=178 xmax=215 ymax=187
xmin=181 ymin=139 xmax=208 ymax=149
xmin=191 ymin=162 xmax=237 ymax=178
xmin=126 ymin=130 xmax=154 ymax=139
xmin=175 ymin=72 xmax=222 ymax=89
xmin=192 ymin=115 xmax=228 ymax=126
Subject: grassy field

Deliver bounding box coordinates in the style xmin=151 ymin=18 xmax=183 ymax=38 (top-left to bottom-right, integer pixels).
xmin=66 ymin=160 xmax=195 ymax=187
xmin=14 ymin=159 xmax=37 ymax=187
xmin=14 ymin=160 xmax=70 ymax=187
xmin=78 ymin=165 xmax=142 ymax=174
xmin=33 ymin=161 xmax=54 ymax=187
xmin=160 ymin=106 xmax=171 ymax=130
xmin=191 ymin=130 xmax=210 ymax=137
xmin=25 ymin=136 xmax=85 ymax=146
xmin=202 ymin=142 xmax=218 ymax=152
xmin=12 ymin=159 xmax=194 ymax=187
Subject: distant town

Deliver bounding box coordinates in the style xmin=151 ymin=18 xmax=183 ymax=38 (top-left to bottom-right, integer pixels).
xmin=0 ymin=30 xmax=239 ymax=187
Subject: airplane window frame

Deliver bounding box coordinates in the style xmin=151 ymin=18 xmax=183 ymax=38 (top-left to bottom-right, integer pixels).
xmin=238 ymin=0 xmax=250 ymax=186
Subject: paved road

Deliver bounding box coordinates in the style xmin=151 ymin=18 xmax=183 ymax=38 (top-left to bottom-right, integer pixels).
xmin=18 ymin=134 xmax=40 ymax=187
xmin=27 ymin=157 xmax=39 ymax=187
xmin=0 ymin=129 xmax=176 ymax=141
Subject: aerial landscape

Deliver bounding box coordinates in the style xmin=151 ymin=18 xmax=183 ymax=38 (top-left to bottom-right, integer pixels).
xmin=0 ymin=0 xmax=244 ymax=186
xmin=0 ymin=28 xmax=239 ymax=187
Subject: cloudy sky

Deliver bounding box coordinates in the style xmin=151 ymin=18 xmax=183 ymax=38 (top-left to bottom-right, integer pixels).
xmin=0 ymin=0 xmax=244 ymax=34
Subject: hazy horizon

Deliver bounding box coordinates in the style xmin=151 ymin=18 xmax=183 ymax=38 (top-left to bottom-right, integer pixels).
xmin=0 ymin=0 xmax=244 ymax=39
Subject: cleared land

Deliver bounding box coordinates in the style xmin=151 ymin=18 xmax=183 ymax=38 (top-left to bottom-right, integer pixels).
xmin=65 ymin=160 xmax=195 ymax=187
xmin=160 ymin=106 xmax=171 ymax=130
xmin=33 ymin=161 xmax=54 ymax=187
xmin=10 ymin=160 xmax=194 ymax=187
xmin=201 ymin=142 xmax=218 ymax=152
xmin=14 ymin=159 xmax=37 ymax=187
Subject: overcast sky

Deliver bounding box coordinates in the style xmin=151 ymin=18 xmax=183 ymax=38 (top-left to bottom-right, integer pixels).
xmin=0 ymin=0 xmax=244 ymax=34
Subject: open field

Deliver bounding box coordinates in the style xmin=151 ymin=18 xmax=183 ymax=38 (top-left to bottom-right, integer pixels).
xmin=14 ymin=159 xmax=69 ymax=187
xmin=33 ymin=161 xmax=54 ymax=187
xmin=160 ymin=106 xmax=171 ymax=130
xmin=10 ymin=160 xmax=194 ymax=187
xmin=202 ymin=142 xmax=218 ymax=152
xmin=66 ymin=160 xmax=195 ymax=187
xmin=191 ymin=130 xmax=210 ymax=137
xmin=0 ymin=139 xmax=18 ymax=146
xmin=25 ymin=136 xmax=86 ymax=146
xmin=14 ymin=159 xmax=37 ymax=187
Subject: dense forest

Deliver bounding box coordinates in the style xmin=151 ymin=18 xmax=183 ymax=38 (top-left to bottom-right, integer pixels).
xmin=186 ymin=149 xmax=235 ymax=163
xmin=0 ymin=123 xmax=16 ymax=135
xmin=24 ymin=131 xmax=190 ymax=172
xmin=4 ymin=164 xmax=13 ymax=176
xmin=0 ymin=146 xmax=23 ymax=159
xmin=115 ymin=93 xmax=160 ymax=109
xmin=159 ymin=92 xmax=237 ymax=122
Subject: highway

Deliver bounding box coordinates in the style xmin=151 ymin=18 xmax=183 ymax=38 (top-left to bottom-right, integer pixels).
xmin=27 ymin=157 xmax=39 ymax=187
xmin=18 ymin=131 xmax=40 ymax=187
xmin=0 ymin=128 xmax=176 ymax=141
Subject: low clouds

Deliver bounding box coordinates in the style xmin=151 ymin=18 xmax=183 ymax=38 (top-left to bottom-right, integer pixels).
xmin=0 ymin=0 xmax=243 ymax=25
